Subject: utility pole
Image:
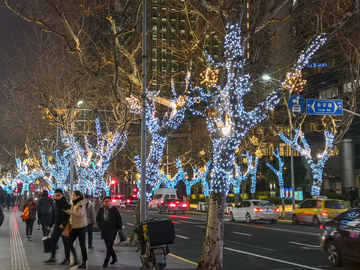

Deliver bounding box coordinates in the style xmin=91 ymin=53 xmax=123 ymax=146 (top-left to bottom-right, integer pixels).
xmin=69 ymin=121 xmax=75 ymax=196
xmin=140 ymin=0 xmax=147 ymax=222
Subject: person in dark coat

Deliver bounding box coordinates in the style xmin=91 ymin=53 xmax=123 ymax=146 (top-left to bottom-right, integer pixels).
xmin=37 ymin=190 xmax=53 ymax=239
xmin=96 ymin=196 xmax=122 ymax=267
xmin=5 ymin=194 xmax=11 ymax=210
xmin=44 ymin=189 xmax=71 ymax=265
xmin=23 ymin=197 xmax=37 ymax=241
xmin=0 ymin=206 xmax=4 ymax=227
xmin=349 ymin=187 xmax=357 ymax=207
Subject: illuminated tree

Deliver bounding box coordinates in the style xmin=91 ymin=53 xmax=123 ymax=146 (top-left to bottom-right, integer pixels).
xmin=16 ymin=158 xmax=44 ymax=195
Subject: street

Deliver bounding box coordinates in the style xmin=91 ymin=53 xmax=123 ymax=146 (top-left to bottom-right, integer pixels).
xmin=120 ymin=209 xmax=359 ymax=270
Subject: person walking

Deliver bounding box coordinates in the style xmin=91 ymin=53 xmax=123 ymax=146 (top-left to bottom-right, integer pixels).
xmin=84 ymin=195 xmax=96 ymax=250
xmin=349 ymin=187 xmax=357 ymax=207
xmin=64 ymin=191 xmax=88 ymax=268
xmin=44 ymin=189 xmax=71 ymax=265
xmin=5 ymin=194 xmax=11 ymax=210
xmin=23 ymin=197 xmax=37 ymax=241
xmin=0 ymin=206 xmax=4 ymax=227
xmin=96 ymin=196 xmax=122 ymax=267
xmin=37 ymin=190 xmax=53 ymax=239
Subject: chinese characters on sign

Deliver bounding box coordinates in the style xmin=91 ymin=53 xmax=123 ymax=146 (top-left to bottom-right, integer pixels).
xmin=306 ymin=99 xmax=343 ymax=115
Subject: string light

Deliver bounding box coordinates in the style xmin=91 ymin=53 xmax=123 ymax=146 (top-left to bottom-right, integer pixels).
xmin=200 ymin=67 xmax=219 ymax=87
xmin=279 ymin=129 xmax=335 ymax=195
xmin=266 ymin=148 xmax=285 ymax=198
xmin=15 ymin=158 xmax=44 ymax=195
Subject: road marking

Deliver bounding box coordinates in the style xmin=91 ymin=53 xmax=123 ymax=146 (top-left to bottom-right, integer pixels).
xmin=175 ymin=228 xmax=181 ymax=231
xmin=226 ymin=240 xmax=276 ymax=252
xmin=10 ymin=211 xmax=30 ymax=270
xmin=176 ymin=235 xmax=189 ymax=239
xmin=224 ymin=247 xmax=322 ymax=270
xmin=288 ymin=241 xmax=320 ymax=248
xmin=196 ymin=225 xmax=205 ymax=228
xmin=168 ymin=253 xmax=197 ymax=265
xmin=172 ymin=221 xmax=180 ymax=224
xmin=232 ymin=232 xmax=252 ymax=236
xmin=179 ymin=220 xmax=203 ymax=224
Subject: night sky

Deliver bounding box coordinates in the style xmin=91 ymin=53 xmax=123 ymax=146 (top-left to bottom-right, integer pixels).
xmin=0 ymin=7 xmax=30 ymax=85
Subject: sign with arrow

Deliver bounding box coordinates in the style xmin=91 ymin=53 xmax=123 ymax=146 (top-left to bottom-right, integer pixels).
xmin=306 ymin=99 xmax=343 ymax=115
xmin=288 ymin=94 xmax=305 ymax=114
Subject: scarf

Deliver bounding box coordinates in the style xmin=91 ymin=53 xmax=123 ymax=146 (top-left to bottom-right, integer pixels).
xmin=103 ymin=206 xmax=110 ymax=221
xmin=72 ymin=197 xmax=82 ymax=206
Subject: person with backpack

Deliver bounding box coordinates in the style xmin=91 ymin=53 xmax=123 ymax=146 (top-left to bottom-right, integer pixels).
xmin=23 ymin=197 xmax=37 ymax=241
xmin=84 ymin=195 xmax=96 ymax=249
xmin=37 ymin=190 xmax=53 ymax=239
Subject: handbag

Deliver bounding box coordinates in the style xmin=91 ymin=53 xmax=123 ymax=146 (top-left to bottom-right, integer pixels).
xmin=20 ymin=207 xmax=29 ymax=221
xmin=43 ymin=237 xmax=52 ymax=253
xmin=61 ymin=223 xmax=72 ymax=237
xmin=114 ymin=230 xmax=127 ymax=245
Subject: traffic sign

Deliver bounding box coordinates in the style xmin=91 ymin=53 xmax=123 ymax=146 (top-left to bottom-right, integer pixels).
xmin=288 ymin=94 xmax=305 ymax=114
xmin=306 ymin=99 xmax=343 ymax=115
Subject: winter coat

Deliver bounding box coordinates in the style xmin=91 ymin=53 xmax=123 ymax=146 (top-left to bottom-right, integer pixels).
xmin=68 ymin=199 xmax=88 ymax=229
xmin=50 ymin=196 xmax=71 ymax=228
xmin=0 ymin=207 xmax=4 ymax=227
xmin=84 ymin=199 xmax=96 ymax=225
xmin=5 ymin=195 xmax=11 ymax=205
xmin=37 ymin=195 xmax=53 ymax=216
xmin=23 ymin=201 xmax=37 ymax=220
xmin=96 ymin=206 xmax=122 ymax=240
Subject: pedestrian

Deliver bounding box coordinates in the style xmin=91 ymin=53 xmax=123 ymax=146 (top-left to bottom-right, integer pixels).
xmin=349 ymin=187 xmax=357 ymax=207
xmin=84 ymin=195 xmax=96 ymax=250
xmin=11 ymin=194 xmax=16 ymax=208
xmin=64 ymin=191 xmax=88 ymax=268
xmin=0 ymin=206 xmax=4 ymax=227
xmin=23 ymin=197 xmax=37 ymax=241
xmin=37 ymin=190 xmax=53 ymax=239
xmin=5 ymin=194 xmax=11 ymax=210
xmin=0 ymin=194 xmax=5 ymax=207
xmin=44 ymin=189 xmax=71 ymax=265
xmin=96 ymin=196 xmax=122 ymax=267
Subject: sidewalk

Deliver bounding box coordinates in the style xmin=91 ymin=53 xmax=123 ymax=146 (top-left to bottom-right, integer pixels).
xmin=0 ymin=207 xmax=197 ymax=270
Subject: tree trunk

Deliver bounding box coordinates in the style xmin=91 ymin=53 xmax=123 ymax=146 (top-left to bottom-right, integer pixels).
xmin=93 ymin=197 xmax=101 ymax=215
xmin=197 ymin=192 xmax=226 ymax=270
xmin=281 ymin=197 xmax=286 ymax=219
xmin=129 ymin=200 xmax=140 ymax=247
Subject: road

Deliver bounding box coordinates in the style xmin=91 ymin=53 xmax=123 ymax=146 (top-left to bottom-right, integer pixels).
xmin=119 ymin=209 xmax=359 ymax=270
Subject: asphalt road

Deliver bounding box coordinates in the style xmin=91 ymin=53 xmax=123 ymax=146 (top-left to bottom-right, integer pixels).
xmin=119 ymin=209 xmax=359 ymax=270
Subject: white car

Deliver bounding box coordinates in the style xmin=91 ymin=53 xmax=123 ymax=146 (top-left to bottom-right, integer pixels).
xmin=229 ymin=200 xmax=280 ymax=224
xmin=111 ymin=195 xmax=122 ymax=208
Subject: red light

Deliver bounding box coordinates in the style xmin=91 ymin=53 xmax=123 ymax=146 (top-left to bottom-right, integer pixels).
xmin=181 ymin=203 xmax=187 ymax=208
xmin=132 ymin=194 xmax=137 ymax=198
xmin=321 ymin=210 xmax=328 ymax=217
xmin=169 ymin=203 xmax=176 ymax=208
xmin=320 ymin=224 xmax=325 ymax=230
xmin=254 ymin=208 xmax=264 ymax=212
xmin=160 ymin=200 xmax=164 ymax=204
xmin=15 ymin=188 xmax=18 ymax=193
xmin=112 ymin=199 xmax=117 ymax=203
xmin=133 ymin=188 xmax=138 ymax=193
xmin=111 ymin=179 xmax=116 ymax=185
xmin=273 ymin=208 xmax=280 ymax=212
xmin=176 ymin=201 xmax=181 ymax=204
xmin=17 ymin=180 xmax=21 ymax=184
xmin=126 ymin=199 xmax=131 ymax=203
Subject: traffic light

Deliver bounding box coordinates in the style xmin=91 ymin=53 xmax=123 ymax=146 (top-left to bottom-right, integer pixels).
xmin=111 ymin=179 xmax=116 ymax=185
xmin=133 ymin=187 xmax=138 ymax=193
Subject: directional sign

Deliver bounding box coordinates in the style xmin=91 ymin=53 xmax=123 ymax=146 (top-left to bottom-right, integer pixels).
xmin=288 ymin=94 xmax=305 ymax=114
xmin=306 ymin=99 xmax=343 ymax=115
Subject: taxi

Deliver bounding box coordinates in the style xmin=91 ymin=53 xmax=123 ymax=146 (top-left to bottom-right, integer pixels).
xmin=292 ymin=196 xmax=348 ymax=226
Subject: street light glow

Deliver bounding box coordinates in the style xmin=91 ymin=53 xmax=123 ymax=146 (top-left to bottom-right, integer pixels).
xmin=262 ymin=74 xmax=271 ymax=81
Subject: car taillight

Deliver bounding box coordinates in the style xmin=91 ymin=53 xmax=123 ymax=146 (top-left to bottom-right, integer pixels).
xmin=132 ymin=194 xmax=137 ymax=198
xmin=160 ymin=200 xmax=164 ymax=204
xmin=254 ymin=208 xmax=264 ymax=212
xmin=181 ymin=203 xmax=187 ymax=208
xmin=112 ymin=199 xmax=117 ymax=203
xmin=126 ymin=199 xmax=131 ymax=203
xmin=320 ymin=224 xmax=325 ymax=230
xmin=273 ymin=208 xmax=280 ymax=212
xmin=321 ymin=210 xmax=328 ymax=217
xmin=169 ymin=203 xmax=176 ymax=208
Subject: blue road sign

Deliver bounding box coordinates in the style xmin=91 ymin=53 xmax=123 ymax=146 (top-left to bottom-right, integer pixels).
xmin=288 ymin=94 xmax=305 ymax=114
xmin=306 ymin=99 xmax=343 ymax=115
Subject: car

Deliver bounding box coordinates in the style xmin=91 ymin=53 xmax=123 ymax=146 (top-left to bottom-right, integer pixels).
xmin=319 ymin=208 xmax=360 ymax=266
xmin=157 ymin=198 xmax=187 ymax=214
xmin=149 ymin=188 xmax=178 ymax=210
xmin=292 ymin=104 xmax=301 ymax=113
xmin=292 ymin=196 xmax=348 ymax=227
xmin=229 ymin=200 xmax=280 ymax=224
xmin=111 ymin=194 xmax=122 ymax=208
xmin=120 ymin=195 xmax=138 ymax=209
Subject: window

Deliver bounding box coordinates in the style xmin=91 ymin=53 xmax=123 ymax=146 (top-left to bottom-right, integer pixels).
xmin=324 ymin=201 xmax=347 ymax=209
xmin=340 ymin=210 xmax=360 ymax=227
xmin=300 ymin=200 xmax=317 ymax=208
xmin=170 ymin=195 xmax=176 ymax=199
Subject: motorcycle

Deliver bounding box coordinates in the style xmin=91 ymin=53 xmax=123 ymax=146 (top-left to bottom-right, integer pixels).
xmin=134 ymin=218 xmax=175 ymax=270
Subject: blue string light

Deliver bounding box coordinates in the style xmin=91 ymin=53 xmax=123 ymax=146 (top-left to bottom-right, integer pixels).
xmin=15 ymin=158 xmax=44 ymax=195
xmin=266 ymin=148 xmax=285 ymax=198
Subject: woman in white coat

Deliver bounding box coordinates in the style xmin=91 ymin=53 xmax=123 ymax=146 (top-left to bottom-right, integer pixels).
xmin=64 ymin=191 xmax=88 ymax=268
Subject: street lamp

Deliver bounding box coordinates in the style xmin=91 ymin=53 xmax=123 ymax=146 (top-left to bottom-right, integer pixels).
xmin=262 ymin=74 xmax=271 ymax=81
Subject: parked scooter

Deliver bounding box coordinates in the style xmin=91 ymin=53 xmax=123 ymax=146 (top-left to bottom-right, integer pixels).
xmin=134 ymin=218 xmax=175 ymax=270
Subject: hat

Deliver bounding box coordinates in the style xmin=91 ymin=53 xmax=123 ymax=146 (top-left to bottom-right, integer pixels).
xmin=55 ymin=188 xmax=63 ymax=194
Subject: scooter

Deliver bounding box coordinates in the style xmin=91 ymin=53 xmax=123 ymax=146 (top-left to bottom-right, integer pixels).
xmin=139 ymin=241 xmax=168 ymax=270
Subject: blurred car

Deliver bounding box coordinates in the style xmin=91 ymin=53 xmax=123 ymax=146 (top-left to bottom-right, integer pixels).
xmin=157 ymin=199 xmax=187 ymax=214
xmin=120 ymin=195 xmax=138 ymax=209
xmin=111 ymin=194 xmax=122 ymax=208
xmin=319 ymin=208 xmax=360 ymax=266
xmin=292 ymin=196 xmax=348 ymax=227
xmin=229 ymin=200 xmax=280 ymax=224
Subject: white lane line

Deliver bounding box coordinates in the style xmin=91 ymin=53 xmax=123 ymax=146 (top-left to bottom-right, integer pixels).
xmin=289 ymin=241 xmax=320 ymax=248
xmin=179 ymin=220 xmax=202 ymax=224
xmin=226 ymin=240 xmax=276 ymax=252
xmin=196 ymin=225 xmax=205 ymax=228
xmin=176 ymin=235 xmax=190 ymax=239
xmin=232 ymin=232 xmax=252 ymax=236
xmin=224 ymin=247 xmax=322 ymax=270
xmin=175 ymin=228 xmax=181 ymax=231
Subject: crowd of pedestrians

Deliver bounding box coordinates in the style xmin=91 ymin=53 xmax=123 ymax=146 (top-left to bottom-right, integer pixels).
xmin=1 ymin=188 xmax=123 ymax=268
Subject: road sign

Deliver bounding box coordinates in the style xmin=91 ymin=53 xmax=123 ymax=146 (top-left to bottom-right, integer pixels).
xmin=306 ymin=99 xmax=343 ymax=115
xmin=288 ymin=94 xmax=305 ymax=114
